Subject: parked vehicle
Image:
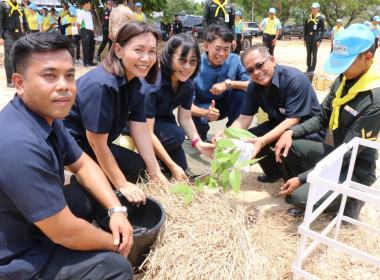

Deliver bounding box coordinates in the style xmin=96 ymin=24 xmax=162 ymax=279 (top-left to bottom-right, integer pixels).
xmin=176 ymin=14 xmax=252 ymax=50
xmin=290 ymin=24 xmax=304 ymax=39
xmin=177 ymin=14 xmax=205 ymax=40
xmin=154 ymin=22 xmax=169 ymax=41
xmin=241 ymin=30 xmax=252 ymax=51
xmin=245 ymin=22 xmax=262 ymax=37
xmin=279 ymin=25 xmax=292 ymax=40
xmin=323 ymin=28 xmax=332 ymax=39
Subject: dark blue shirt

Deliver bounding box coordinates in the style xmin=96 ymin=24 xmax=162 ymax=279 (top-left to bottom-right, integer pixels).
xmin=241 ymin=64 xmax=320 ymax=125
xmin=0 ymin=95 xmax=82 ymax=280
xmin=194 ymin=52 xmax=250 ymax=102
xmin=63 ymin=65 xmax=146 ymax=152
xmin=144 ymin=71 xmax=194 ymax=121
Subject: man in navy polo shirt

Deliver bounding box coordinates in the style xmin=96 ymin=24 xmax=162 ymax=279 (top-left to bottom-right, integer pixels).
xmin=191 ymin=24 xmax=250 ymax=141
xmin=213 ymin=44 xmax=324 ymax=183
xmin=0 ymin=33 xmax=133 ymax=279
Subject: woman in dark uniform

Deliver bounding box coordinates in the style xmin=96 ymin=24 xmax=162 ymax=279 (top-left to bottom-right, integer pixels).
xmin=144 ymin=34 xmax=215 ymax=181
xmin=64 ymin=21 xmax=168 ymax=205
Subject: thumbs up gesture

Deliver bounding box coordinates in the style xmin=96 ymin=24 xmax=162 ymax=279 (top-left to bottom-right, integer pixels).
xmin=206 ymin=100 xmax=220 ymax=121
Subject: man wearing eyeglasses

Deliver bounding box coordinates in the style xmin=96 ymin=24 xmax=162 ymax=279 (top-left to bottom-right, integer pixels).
xmin=191 ymin=25 xmax=250 ymax=142
xmin=213 ymin=44 xmax=324 ymax=183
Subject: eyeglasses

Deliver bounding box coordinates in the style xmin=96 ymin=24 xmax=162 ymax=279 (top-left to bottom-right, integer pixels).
xmin=246 ymin=56 xmax=271 ymax=75
xmin=176 ymin=56 xmax=199 ymax=67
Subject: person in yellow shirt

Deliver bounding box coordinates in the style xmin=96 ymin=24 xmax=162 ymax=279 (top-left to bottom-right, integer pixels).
xmin=58 ymin=2 xmax=69 ymax=34
xmin=26 ymin=4 xmax=41 ymax=33
xmin=134 ymin=2 xmax=146 ymax=21
xmin=234 ymin=11 xmax=245 ymax=54
xmin=39 ymin=6 xmax=53 ymax=32
xmin=50 ymin=8 xmax=58 ymax=32
xmin=330 ymin=18 xmax=344 ymax=52
xmin=62 ymin=6 xmax=82 ymax=63
xmin=259 ymin=8 xmax=281 ymax=56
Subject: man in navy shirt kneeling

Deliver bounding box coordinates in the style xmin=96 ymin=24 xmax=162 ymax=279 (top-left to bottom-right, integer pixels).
xmin=213 ymin=44 xmax=324 ymax=184
xmin=0 ymin=33 xmax=133 ymax=280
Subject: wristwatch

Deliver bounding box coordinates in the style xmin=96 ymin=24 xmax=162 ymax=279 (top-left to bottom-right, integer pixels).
xmin=225 ymin=79 xmax=232 ymax=88
xmin=108 ymin=206 xmax=128 ymax=217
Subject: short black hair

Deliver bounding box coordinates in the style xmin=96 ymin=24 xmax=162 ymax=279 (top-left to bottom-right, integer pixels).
xmin=241 ymin=43 xmax=270 ymax=66
xmin=81 ymin=0 xmax=90 ymax=5
xmin=10 ymin=32 xmax=72 ymax=75
xmin=160 ymin=33 xmax=200 ymax=80
xmin=117 ymin=0 xmax=125 ymax=4
xmin=205 ymin=25 xmax=234 ymax=43
xmin=358 ymin=42 xmax=376 ymax=57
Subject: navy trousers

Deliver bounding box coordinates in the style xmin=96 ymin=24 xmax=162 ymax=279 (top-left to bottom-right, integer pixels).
xmin=154 ymin=119 xmax=187 ymax=171
xmin=32 ymin=181 xmax=133 ymax=280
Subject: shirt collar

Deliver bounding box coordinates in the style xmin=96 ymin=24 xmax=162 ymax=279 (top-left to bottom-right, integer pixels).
xmin=12 ymin=94 xmax=53 ymax=140
xmin=270 ymin=65 xmax=280 ymax=88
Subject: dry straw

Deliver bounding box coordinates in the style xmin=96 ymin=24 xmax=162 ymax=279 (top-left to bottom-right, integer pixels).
xmin=138 ymin=179 xmax=299 ymax=280
xmin=135 ymin=169 xmax=380 ymax=280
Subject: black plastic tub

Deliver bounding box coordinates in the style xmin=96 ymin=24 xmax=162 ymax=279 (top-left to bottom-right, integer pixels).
xmin=95 ymin=192 xmax=166 ymax=268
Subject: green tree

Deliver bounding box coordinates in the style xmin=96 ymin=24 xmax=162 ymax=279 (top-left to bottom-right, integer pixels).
xmin=234 ymin=0 xmax=311 ymax=25
xmin=318 ymin=0 xmax=380 ymax=27
xmin=163 ymin=0 xmax=203 ymax=18
xmin=235 ymin=0 xmax=380 ymax=27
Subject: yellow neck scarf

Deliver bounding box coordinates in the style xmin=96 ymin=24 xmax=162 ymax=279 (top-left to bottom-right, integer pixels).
xmin=7 ymin=0 xmax=22 ymax=17
xmin=212 ymin=0 xmax=228 ymax=17
xmin=329 ymin=59 xmax=380 ymax=131
xmin=307 ymin=12 xmax=320 ymax=24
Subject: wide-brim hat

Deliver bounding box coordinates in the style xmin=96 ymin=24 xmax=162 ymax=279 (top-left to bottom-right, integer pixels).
xmin=324 ymin=23 xmax=375 ymax=74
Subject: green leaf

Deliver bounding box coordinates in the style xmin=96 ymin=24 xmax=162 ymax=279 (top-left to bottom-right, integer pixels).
xmin=221 ymin=160 xmax=234 ymax=170
xmin=169 ymin=184 xmax=191 ymax=194
xmin=207 ymin=176 xmax=218 ymax=189
xmin=220 ymin=169 xmax=230 ymax=192
xmin=197 ymin=182 xmax=205 ymax=192
xmin=204 ymin=175 xmax=210 ymax=184
xmin=229 ymin=169 xmax=242 ymax=194
xmin=184 ymin=192 xmax=195 ymax=204
xmin=230 ymin=149 xmax=242 ymax=166
xmin=214 ymin=152 xmax=233 ymax=163
xmin=194 ymin=177 xmax=201 ymax=187
xmin=235 ymin=156 xmax=264 ymax=168
xmin=223 ymin=127 xmax=256 ymax=139
xmin=211 ymin=159 xmax=219 ymax=174
xmin=215 ymin=138 xmax=235 ymax=149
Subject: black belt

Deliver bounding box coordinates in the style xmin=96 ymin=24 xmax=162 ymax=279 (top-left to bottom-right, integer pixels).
xmin=4 ymin=28 xmax=20 ymax=33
